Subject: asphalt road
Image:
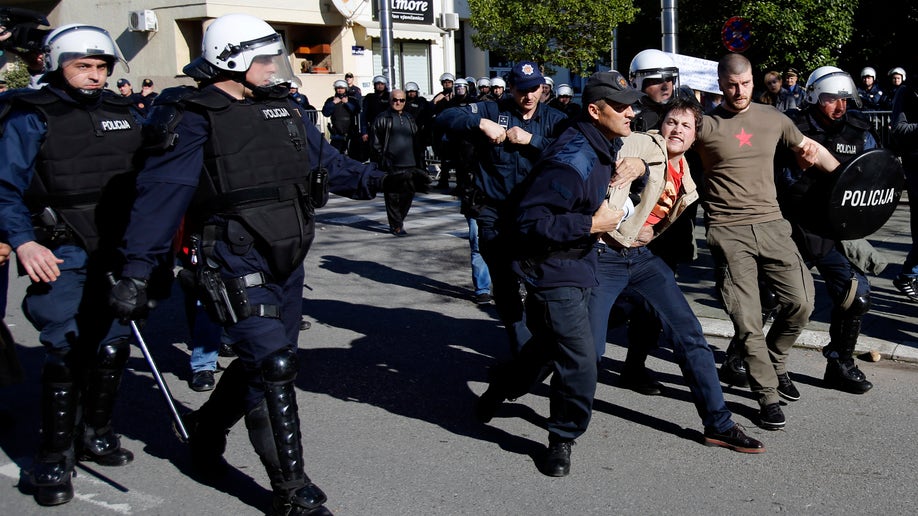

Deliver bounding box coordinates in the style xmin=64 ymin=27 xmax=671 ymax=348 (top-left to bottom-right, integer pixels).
xmin=1 ymin=192 xmax=916 ymax=515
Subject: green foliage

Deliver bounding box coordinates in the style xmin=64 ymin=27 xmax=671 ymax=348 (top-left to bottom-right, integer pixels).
xmin=679 ymin=0 xmax=857 ymax=74
xmin=1 ymin=58 xmax=31 ymax=89
xmin=467 ymin=0 xmax=638 ymax=75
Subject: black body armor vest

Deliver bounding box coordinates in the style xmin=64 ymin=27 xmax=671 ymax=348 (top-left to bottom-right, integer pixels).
xmin=185 ymin=89 xmax=314 ymax=279
xmin=18 ymin=89 xmax=142 ymax=253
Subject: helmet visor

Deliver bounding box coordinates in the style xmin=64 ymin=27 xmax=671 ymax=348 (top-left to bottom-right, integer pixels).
xmin=245 ymin=52 xmax=296 ymax=88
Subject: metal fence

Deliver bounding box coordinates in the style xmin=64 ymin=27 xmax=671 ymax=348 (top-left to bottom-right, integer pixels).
xmin=863 ymin=110 xmax=893 ymax=148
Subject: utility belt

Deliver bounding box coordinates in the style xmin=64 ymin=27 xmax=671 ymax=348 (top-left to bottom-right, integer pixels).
xmin=31 ymin=207 xmax=76 ymax=249
xmin=176 ymin=232 xmax=280 ymax=326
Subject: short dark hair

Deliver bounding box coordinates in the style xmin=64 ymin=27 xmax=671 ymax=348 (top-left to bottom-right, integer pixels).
xmin=661 ymin=96 xmax=703 ymax=132
xmin=717 ymin=53 xmax=751 ymax=78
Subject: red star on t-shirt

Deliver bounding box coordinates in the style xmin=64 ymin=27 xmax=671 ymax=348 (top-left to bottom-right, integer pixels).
xmin=735 ymin=128 xmax=753 ymax=147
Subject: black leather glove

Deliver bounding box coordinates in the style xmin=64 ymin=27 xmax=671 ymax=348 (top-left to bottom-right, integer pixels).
xmin=410 ymin=168 xmax=432 ymax=193
xmin=108 ymin=277 xmax=150 ymax=321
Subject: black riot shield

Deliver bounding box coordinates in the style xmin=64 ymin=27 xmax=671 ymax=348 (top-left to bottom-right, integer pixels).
xmin=800 ymin=149 xmax=905 ymax=240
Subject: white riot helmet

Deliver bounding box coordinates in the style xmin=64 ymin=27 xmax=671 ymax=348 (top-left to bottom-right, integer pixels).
xmin=43 ymin=24 xmax=127 ymax=75
xmin=372 ymin=75 xmax=389 ymax=87
xmin=629 ymin=49 xmax=679 ymax=94
xmin=490 ymin=77 xmax=506 ymax=89
xmin=439 ymin=72 xmax=455 ymax=83
xmin=404 ymin=81 xmax=420 ymax=92
xmin=557 ymin=84 xmax=574 ymax=97
xmin=454 ymin=78 xmax=469 ymax=90
xmin=333 ymin=79 xmax=347 ymax=89
xmin=860 ymin=67 xmax=876 ymax=79
xmin=477 ymin=77 xmax=491 ymax=88
xmin=544 ymin=76 xmax=554 ymax=89
xmin=805 ymin=66 xmax=861 ymax=108
xmin=889 ymin=67 xmax=906 ymax=82
xmin=185 ymin=13 xmax=294 ymax=94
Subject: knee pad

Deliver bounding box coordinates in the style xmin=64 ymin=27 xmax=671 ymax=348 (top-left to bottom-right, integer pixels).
xmin=96 ymin=338 xmax=130 ymax=370
xmin=839 ymin=276 xmax=871 ymax=316
xmin=261 ymin=348 xmax=299 ymax=384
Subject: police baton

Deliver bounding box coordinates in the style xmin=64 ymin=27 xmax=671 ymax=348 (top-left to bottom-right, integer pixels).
xmin=106 ymin=273 xmax=188 ymax=441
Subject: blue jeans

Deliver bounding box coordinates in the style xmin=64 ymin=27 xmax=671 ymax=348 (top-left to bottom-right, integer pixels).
xmin=467 ymin=217 xmax=492 ymax=295
xmin=588 ymin=245 xmax=733 ymax=433
xmin=188 ymin=300 xmax=222 ymax=373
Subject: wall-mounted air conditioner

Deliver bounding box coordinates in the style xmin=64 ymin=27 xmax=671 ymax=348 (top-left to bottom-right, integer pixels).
xmin=129 ymin=10 xmax=158 ymax=32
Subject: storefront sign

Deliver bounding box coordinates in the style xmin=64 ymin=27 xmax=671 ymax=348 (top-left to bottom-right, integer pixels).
xmin=373 ymin=0 xmax=434 ymax=25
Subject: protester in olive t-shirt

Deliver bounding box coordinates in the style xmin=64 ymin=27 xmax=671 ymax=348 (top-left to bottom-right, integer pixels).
xmin=694 ymin=53 xmax=839 ymax=431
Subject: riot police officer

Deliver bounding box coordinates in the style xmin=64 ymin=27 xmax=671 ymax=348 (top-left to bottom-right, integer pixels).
xmin=776 ymin=66 xmax=877 ymax=394
xmin=857 ymin=67 xmax=884 ymax=110
xmin=108 ymin=14 xmax=392 ymax=515
xmin=629 ymin=49 xmax=680 ymax=132
xmin=0 ymin=24 xmax=139 ymax=506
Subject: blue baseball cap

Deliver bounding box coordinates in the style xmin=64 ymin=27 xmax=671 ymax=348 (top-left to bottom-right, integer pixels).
xmin=507 ymin=61 xmax=545 ymax=90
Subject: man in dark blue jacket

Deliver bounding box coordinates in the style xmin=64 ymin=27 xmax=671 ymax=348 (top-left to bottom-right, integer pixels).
xmin=475 ymin=71 xmax=645 ymax=477
xmin=436 ymin=61 xmax=568 ymax=355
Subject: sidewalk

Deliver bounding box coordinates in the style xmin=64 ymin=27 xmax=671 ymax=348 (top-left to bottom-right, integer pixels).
xmin=678 ymin=197 xmax=918 ymax=363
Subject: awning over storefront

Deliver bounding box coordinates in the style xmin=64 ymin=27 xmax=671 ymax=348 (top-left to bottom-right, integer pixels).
xmin=359 ymin=21 xmax=444 ymax=41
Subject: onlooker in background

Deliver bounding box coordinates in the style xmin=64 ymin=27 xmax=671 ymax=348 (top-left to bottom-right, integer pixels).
xmin=857 ymin=67 xmax=884 ymax=110
xmin=758 ymin=71 xmax=797 ymax=112
xmin=784 ymin=68 xmax=805 ymax=108
xmin=322 ymin=79 xmax=360 ymax=155
xmin=371 ymin=89 xmax=428 ymax=235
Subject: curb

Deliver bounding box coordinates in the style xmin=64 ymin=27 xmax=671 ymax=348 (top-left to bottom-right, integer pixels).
xmin=697 ymin=317 xmax=918 ymax=365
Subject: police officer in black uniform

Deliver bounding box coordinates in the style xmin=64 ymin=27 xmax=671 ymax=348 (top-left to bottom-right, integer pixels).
xmin=322 ymin=79 xmax=360 ymax=155
xmin=0 ymin=24 xmax=140 ymax=507
xmin=776 ymin=66 xmax=877 ymax=394
xmin=108 ymin=14 xmax=397 ymax=516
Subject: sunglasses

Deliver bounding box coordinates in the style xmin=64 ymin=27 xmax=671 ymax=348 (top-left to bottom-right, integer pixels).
xmin=392 ymin=98 xmax=406 ymax=103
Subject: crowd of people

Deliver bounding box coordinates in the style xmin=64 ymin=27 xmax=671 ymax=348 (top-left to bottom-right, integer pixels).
xmin=753 ymin=65 xmax=907 ymax=113
xmin=1 ymin=12 xmax=917 ymax=515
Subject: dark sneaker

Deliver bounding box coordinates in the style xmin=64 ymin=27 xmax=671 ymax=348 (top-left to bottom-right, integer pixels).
xmin=218 ymin=343 xmax=236 ymax=357
xmin=474 ymin=292 xmax=493 ymax=305
xmin=190 ymin=370 xmax=216 ymax=392
xmin=719 ymin=354 xmax=750 ymax=388
xmin=704 ymin=423 xmax=766 ymax=454
xmin=824 ymin=358 xmax=873 ymax=394
xmin=618 ymin=366 xmax=664 ymax=396
xmin=776 ymin=372 xmax=800 ymax=401
xmin=893 ymin=275 xmax=918 ymax=303
xmin=543 ymin=440 xmax=573 ymax=477
xmin=759 ymin=403 xmax=786 ymax=430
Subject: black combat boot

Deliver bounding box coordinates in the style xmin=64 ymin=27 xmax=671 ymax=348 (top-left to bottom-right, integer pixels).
xmin=824 ymin=315 xmax=873 ymax=394
xmin=33 ymin=352 xmax=78 ymax=506
xmin=247 ymin=348 xmax=332 ymax=516
xmin=78 ymin=340 xmax=133 ymax=466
